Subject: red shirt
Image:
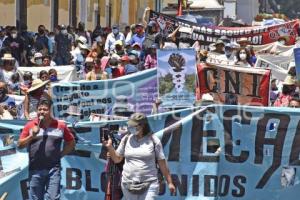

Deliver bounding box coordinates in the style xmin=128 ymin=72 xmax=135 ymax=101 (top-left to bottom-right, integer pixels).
xmin=20 ymin=118 xmax=74 ymax=170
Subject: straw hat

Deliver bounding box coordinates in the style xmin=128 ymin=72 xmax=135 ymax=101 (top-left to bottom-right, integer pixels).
xmin=237 ymin=37 xmax=250 ymax=44
xmin=76 ymin=36 xmax=87 ymax=44
xmin=78 ymin=42 xmax=90 ymax=50
xmin=1 ymin=53 xmax=15 ymax=60
xmin=27 ymin=79 xmax=50 ymax=93
xmin=283 ymin=75 xmax=296 ymax=85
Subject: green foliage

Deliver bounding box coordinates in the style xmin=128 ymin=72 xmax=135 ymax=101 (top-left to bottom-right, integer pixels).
xmin=159 ymin=73 xmax=174 ymax=96
xmin=185 ymin=74 xmax=196 ymax=93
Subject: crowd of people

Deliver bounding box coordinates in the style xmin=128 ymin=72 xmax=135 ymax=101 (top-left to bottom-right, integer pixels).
xmin=0 ymin=7 xmax=300 ymax=199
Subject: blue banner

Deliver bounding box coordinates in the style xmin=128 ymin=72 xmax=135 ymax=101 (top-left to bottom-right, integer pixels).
xmin=1 ymin=105 xmax=300 ymax=199
xmin=293 ymin=48 xmax=300 ymax=82
xmin=51 ymin=68 xmax=157 ymax=120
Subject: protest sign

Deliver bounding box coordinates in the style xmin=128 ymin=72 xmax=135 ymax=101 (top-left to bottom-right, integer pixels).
xmin=293 ymin=48 xmax=300 ymax=82
xmin=18 ymin=65 xmax=78 ymax=82
xmin=51 ymin=68 xmax=157 ymax=120
xmin=157 ymin=49 xmax=197 ymax=108
xmin=1 ymin=105 xmax=300 ymax=199
xmin=255 ymin=56 xmax=287 ymax=81
xmin=149 ymin=11 xmax=299 ymax=48
xmin=198 ymin=64 xmax=271 ymax=106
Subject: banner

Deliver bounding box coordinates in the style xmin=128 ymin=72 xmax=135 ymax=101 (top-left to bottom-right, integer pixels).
xmin=197 ymin=64 xmax=271 ymax=106
xmin=149 ymin=11 xmax=299 ymax=48
xmin=1 ymin=105 xmax=300 ymax=199
xmin=51 ymin=69 xmax=157 ymax=120
xmin=157 ymin=49 xmax=197 ymax=108
xmin=18 ymin=65 xmax=78 ymax=82
xmin=293 ymin=48 xmax=300 ymax=82
xmin=255 ymin=56 xmax=287 ymax=81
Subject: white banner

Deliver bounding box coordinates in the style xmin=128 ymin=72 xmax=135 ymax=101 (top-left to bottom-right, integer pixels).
xmin=18 ymin=65 xmax=78 ymax=82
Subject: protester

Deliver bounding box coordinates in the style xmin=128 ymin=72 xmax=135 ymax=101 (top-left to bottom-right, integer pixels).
xmin=125 ymin=24 xmax=136 ymax=45
xmin=103 ymin=112 xmax=175 ymax=199
xmin=212 ymin=40 xmax=225 ymax=55
xmin=18 ymin=98 xmax=75 ymax=200
xmin=24 ymin=79 xmax=51 ymax=119
xmin=235 ymin=48 xmax=253 ymax=67
xmin=35 ymin=25 xmax=50 ymax=55
xmin=42 ymin=55 xmax=56 ymax=66
xmin=105 ymin=25 xmax=125 ymax=53
xmin=39 ymin=70 xmax=49 ymax=82
xmin=144 ymin=44 xmax=158 ymax=69
xmin=54 ymin=25 xmax=72 ymax=65
xmin=20 ymin=71 xmax=33 ymax=93
xmin=48 ymin=68 xmax=59 ymax=82
xmin=0 ymin=81 xmax=17 ymax=119
xmin=2 ymin=26 xmax=25 ymax=65
xmin=219 ymin=43 xmax=236 ymax=62
xmin=77 ymin=21 xmax=92 ymax=47
xmin=237 ymin=37 xmax=251 ymax=48
xmin=85 ymin=58 xmax=108 ymax=81
xmin=0 ymin=26 xmax=7 ymax=51
xmin=1 ymin=53 xmax=19 ymax=83
xmin=274 ymin=75 xmax=297 ymax=107
xmin=130 ymin=24 xmax=145 ymax=48
xmin=31 ymin=52 xmax=44 ymax=66
xmin=288 ymin=97 xmax=300 ymax=108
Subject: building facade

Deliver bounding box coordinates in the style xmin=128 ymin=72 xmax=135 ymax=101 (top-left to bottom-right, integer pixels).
xmin=236 ymin=0 xmax=260 ymax=24
xmin=0 ymin=0 xmax=156 ymax=31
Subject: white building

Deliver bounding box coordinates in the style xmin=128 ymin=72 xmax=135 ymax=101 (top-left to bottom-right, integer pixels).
xmin=236 ymin=0 xmax=260 ymax=25
xmin=224 ymin=0 xmax=237 ymax=20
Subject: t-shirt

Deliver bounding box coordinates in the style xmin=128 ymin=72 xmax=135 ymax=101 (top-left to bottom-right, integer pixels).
xmin=116 ymin=134 xmax=165 ymax=183
xmin=20 ymin=118 xmax=74 ymax=170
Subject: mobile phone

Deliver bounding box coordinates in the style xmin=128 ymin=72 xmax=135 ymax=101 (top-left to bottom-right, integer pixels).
xmin=102 ymin=128 xmax=109 ymax=141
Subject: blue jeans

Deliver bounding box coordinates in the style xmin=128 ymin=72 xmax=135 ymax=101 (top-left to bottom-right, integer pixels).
xmin=29 ymin=166 xmax=61 ymax=200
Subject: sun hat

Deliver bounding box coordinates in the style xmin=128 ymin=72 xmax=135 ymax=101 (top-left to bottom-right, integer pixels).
xmin=76 ymin=36 xmax=87 ymax=44
xmin=78 ymin=42 xmax=90 ymax=50
xmin=27 ymin=79 xmax=49 ymax=93
xmin=127 ymin=112 xmax=147 ymax=127
xmin=237 ymin=37 xmax=250 ymax=44
xmin=1 ymin=53 xmax=15 ymax=61
xmin=283 ymin=75 xmax=296 ymax=85
xmin=30 ymin=52 xmax=43 ymax=64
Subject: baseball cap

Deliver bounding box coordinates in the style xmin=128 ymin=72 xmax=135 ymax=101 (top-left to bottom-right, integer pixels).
xmin=127 ymin=112 xmax=147 ymax=127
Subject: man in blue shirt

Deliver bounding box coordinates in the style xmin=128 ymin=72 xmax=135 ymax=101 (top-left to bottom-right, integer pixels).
xmin=130 ymin=24 xmax=145 ymax=47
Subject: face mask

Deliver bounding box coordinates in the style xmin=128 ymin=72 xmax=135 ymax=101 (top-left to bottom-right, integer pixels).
xmin=225 ymin=50 xmax=232 ymax=57
xmin=95 ymin=36 xmax=102 ymax=42
xmin=35 ymin=59 xmax=43 ymax=65
xmin=24 ymin=80 xmax=31 ymax=86
xmin=239 ymin=53 xmax=247 ymax=60
xmin=11 ymin=33 xmax=17 ymax=39
xmin=50 ymin=76 xmax=58 ymax=82
xmin=112 ymin=29 xmax=119 ymax=35
xmin=61 ymin=29 xmax=68 ymax=35
xmin=49 ymin=36 xmax=55 ymax=42
xmin=38 ymin=29 xmax=45 ymax=35
xmin=128 ymin=126 xmax=138 ymax=135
